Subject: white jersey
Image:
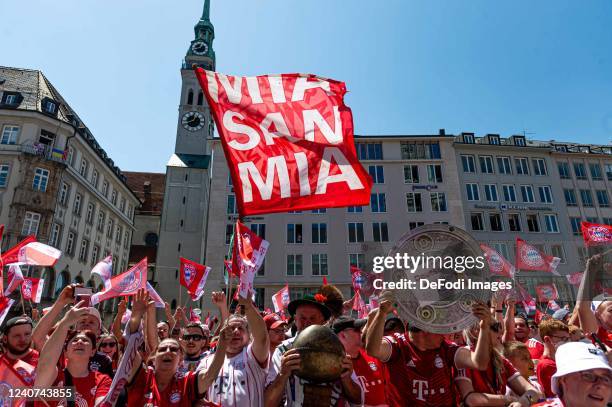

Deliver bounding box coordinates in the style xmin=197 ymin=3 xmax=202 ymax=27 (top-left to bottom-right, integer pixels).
xmin=266 ymin=336 xmax=364 ymax=407
xmin=197 ymin=343 xmax=268 ymax=407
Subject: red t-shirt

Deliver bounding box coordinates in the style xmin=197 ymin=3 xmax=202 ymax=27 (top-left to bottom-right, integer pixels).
xmin=128 ymin=366 xmax=199 ymax=407
xmin=523 ymin=338 xmax=544 ymax=360
xmin=352 ymin=349 xmax=387 ymax=406
xmin=383 ymin=333 xmax=459 ymax=407
xmin=596 ymin=326 xmax=612 ymax=349
xmin=536 ymin=356 xmax=557 ymax=398
xmin=34 ymin=370 xmax=112 ymax=406
xmin=455 ymin=353 xmax=520 ymax=394
xmin=2 ymin=349 xmax=39 ymax=386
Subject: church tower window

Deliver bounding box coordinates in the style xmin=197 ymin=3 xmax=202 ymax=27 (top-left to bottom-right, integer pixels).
xmin=197 ymin=91 xmax=204 ymax=106
xmin=187 ymin=90 xmax=194 ymax=105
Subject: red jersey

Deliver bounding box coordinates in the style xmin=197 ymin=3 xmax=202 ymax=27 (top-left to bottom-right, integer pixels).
xmin=536 ymin=356 xmax=557 ymax=398
xmin=34 ymin=370 xmax=112 ymax=406
xmin=596 ymin=326 xmax=612 ymax=349
xmin=382 ymin=333 xmax=459 ymax=407
xmin=128 ymin=366 xmax=199 ymax=407
xmin=455 ymin=353 xmax=520 ymax=394
xmin=2 ymin=349 xmax=39 ymax=386
xmin=524 ymin=338 xmax=544 ymax=360
xmin=352 ymin=349 xmax=387 ymax=406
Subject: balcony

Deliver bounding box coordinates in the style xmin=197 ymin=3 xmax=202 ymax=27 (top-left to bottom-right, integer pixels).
xmin=21 ymin=142 xmax=68 ymax=165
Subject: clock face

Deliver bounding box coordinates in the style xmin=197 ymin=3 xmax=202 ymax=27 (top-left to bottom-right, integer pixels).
xmin=191 ymin=41 xmax=208 ymax=56
xmin=181 ymin=111 xmax=205 ymax=131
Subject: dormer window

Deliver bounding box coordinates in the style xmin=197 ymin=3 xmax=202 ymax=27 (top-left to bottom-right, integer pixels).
xmin=488 ymin=135 xmax=500 ymax=145
xmin=463 ymin=133 xmax=475 ymax=144
xmin=1 ymin=92 xmax=22 ymax=107
xmin=555 ymin=145 xmax=568 ymax=152
xmin=514 ymin=136 xmax=526 ymax=146
xmin=41 ymin=97 xmax=58 ymax=115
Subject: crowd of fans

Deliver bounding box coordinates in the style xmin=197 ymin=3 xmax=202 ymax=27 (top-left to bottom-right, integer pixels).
xmin=1 ymin=254 xmax=611 ymax=406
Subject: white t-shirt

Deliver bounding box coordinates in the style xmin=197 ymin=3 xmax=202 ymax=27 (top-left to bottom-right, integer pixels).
xmin=266 ymin=336 xmax=364 ymax=407
xmin=197 ymin=343 xmax=268 ymax=407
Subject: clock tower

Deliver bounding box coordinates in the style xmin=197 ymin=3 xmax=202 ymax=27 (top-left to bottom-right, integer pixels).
xmin=155 ymin=0 xmax=218 ymax=309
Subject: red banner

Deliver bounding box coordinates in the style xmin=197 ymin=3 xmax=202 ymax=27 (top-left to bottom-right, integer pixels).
xmin=4 ymin=265 xmax=24 ymax=296
xmin=233 ymin=220 xmax=268 ymax=299
xmin=21 ymin=277 xmax=44 ymax=303
xmin=535 ymin=283 xmax=559 ymax=302
xmin=0 ymin=236 xmax=36 ymax=266
xmin=271 ymin=284 xmax=290 ymax=313
xmin=91 ymin=258 xmax=148 ymax=305
xmin=195 ymin=69 xmax=372 ymax=216
xmin=350 ymin=266 xmax=377 ymax=298
xmin=480 ymin=244 xmax=515 ymax=278
xmin=581 ymin=221 xmax=612 ymax=246
xmin=179 ymin=257 xmax=211 ymax=301
xmin=566 ymin=272 xmax=583 ymax=286
xmin=515 ymin=238 xmax=560 ymax=274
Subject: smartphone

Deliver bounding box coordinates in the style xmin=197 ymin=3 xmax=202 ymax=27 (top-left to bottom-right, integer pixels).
xmin=74 ymin=287 xmax=93 ymax=307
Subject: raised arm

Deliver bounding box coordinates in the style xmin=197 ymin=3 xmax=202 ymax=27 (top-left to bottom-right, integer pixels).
xmin=31 ymin=284 xmax=76 ymax=350
xmin=503 ymin=298 xmax=516 ymax=343
xmin=197 ymin=324 xmax=229 ymax=393
xmin=164 ymin=302 xmax=176 ymax=329
xmin=211 ymin=291 xmax=230 ymax=325
xmin=112 ymin=298 xmax=127 ymax=340
xmin=364 ymin=300 xmax=393 ymax=361
xmin=240 ymin=293 xmax=269 ymax=364
xmin=455 ymin=303 xmax=492 ymax=370
xmin=577 ymin=251 xmax=610 ymax=334
xmin=146 ymin=301 xmax=158 ymax=352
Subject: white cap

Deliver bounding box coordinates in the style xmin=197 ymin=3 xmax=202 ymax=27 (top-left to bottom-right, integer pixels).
xmin=551 ymin=341 xmax=612 ymax=394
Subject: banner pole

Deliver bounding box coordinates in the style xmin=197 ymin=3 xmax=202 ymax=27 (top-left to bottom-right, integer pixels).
xmin=20 ymin=289 xmax=26 ymax=315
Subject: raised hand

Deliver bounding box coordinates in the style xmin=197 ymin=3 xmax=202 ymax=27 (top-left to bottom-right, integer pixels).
xmin=280 ymin=348 xmax=302 ymax=377
xmin=58 ymin=283 xmax=79 ymax=306
xmin=472 ymin=302 xmax=492 ymax=327
xmin=117 ymin=298 xmax=127 ymax=315
xmin=62 ymin=301 xmax=90 ymax=325
xmin=379 ymin=299 xmax=395 ymax=315
xmin=132 ymin=288 xmax=150 ymax=316
xmin=211 ymin=291 xmax=227 ymax=308
xmin=340 ymin=354 xmax=353 ymax=378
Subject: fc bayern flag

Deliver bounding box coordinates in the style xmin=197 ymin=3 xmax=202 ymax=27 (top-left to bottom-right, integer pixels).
xmin=515 ymin=238 xmax=561 ymax=275
xmin=146 ymin=282 xmax=165 ymax=308
xmin=21 ymin=278 xmax=44 ymax=303
xmin=4 ymin=265 xmax=24 ymax=296
xmin=535 ymin=283 xmax=559 ymax=302
xmin=233 ymin=220 xmax=269 ymax=299
xmin=91 ymin=255 xmax=113 ymax=289
xmin=566 ymin=272 xmax=583 ymax=286
xmin=195 ymin=68 xmax=372 ymax=216
xmin=90 ymin=258 xmax=148 ymax=305
xmin=17 ymin=242 xmax=61 ymax=266
xmin=581 ymin=221 xmax=612 ymax=246
xmin=0 ymin=297 xmax=15 ymax=326
xmin=0 ymin=357 xmax=32 ymax=407
xmin=480 ymin=244 xmax=515 ymax=278
xmin=0 ymin=236 xmax=36 ymax=266
xmin=548 ymin=300 xmax=560 ymax=311
xmin=271 ymin=284 xmax=290 ymax=313
xmin=179 ymin=257 xmax=211 ymax=301
xmin=350 ymin=266 xmax=377 ymax=297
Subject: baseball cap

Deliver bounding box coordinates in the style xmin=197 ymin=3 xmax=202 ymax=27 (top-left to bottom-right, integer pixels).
xmin=552 ymin=309 xmax=570 ymax=321
xmin=3 ymin=316 xmax=33 ymax=334
xmin=80 ymin=307 xmax=102 ymax=331
xmin=264 ymin=313 xmax=287 ymax=330
xmin=331 ymin=316 xmax=366 ymax=334
xmin=551 ymin=341 xmax=612 ymax=394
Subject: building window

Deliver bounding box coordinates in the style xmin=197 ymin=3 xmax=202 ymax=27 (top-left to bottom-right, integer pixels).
xmin=586 ymin=216 xmax=599 ymax=224
xmin=400 ymin=142 xmax=440 ymax=159
xmin=224 ymin=224 xmax=233 ymax=244
xmin=197 ymin=91 xmax=204 ymax=106
xmin=372 ymin=222 xmax=389 ymax=242
xmin=491 ymin=243 xmax=509 ymax=259
xmin=119 ymin=197 xmax=126 ymax=213
xmin=461 ymin=155 xmax=476 ymax=173
xmin=311 ymin=208 xmax=326 ymax=214
xmin=520 ymin=185 xmax=535 ymax=203
xmin=514 ymin=136 xmax=526 ymax=146
xmin=79 ymin=239 xmax=89 ymax=262
xmin=490 ymin=213 xmax=503 ymax=231
xmin=544 ymin=214 xmax=559 ymax=233
xmin=488 ymin=135 xmax=500 ymax=145
xmin=66 ymin=232 xmax=75 ymax=255
xmin=558 ymin=162 xmax=570 ymax=179
xmin=532 ymin=159 xmax=547 ymax=176
xmin=287 ymin=223 xmax=303 ymax=244
xmin=526 ymin=214 xmax=540 ymax=232
xmin=406 ymin=193 xmax=423 ymax=212
xmin=497 ymin=157 xmax=512 ymax=175
xmin=466 ymin=184 xmax=479 ymax=201
xmin=312 ymin=223 xmax=327 ymax=244
xmin=78 ymin=159 xmax=88 ymax=178
xmin=508 ymin=213 xmax=521 ymax=232
xmin=90 ymin=170 xmax=98 ymax=189
xmin=111 ymin=190 xmax=117 ymax=205
xmin=187 ymin=89 xmax=194 ymax=105
xmin=370 ymin=193 xmax=387 ymax=212
xmin=59 ymin=182 xmax=70 ymax=206
xmin=580 ymin=189 xmax=594 ymax=207
xmin=46 ymin=225 xmax=61 ymax=250
xmin=39 ymin=129 xmax=55 ymax=146
xmin=368 ymin=165 xmax=385 ymax=183
xmin=356 ymin=142 xmax=383 ymax=160
xmin=107 ymin=218 xmax=114 ymax=238
xmin=604 ymin=217 xmax=612 ymax=226
xmin=82 ymin=203 xmax=93 ymax=225
xmin=124 ymin=231 xmax=130 ymax=249
xmin=596 ymin=190 xmax=609 ymax=207
xmin=479 ymin=156 xmax=494 ymax=174
xmin=348 ymin=222 xmax=364 ymax=242
xmin=551 ymin=245 xmax=565 ymax=263
xmin=484 ymin=184 xmax=498 ymax=202
xmin=115 ymin=225 xmax=122 ymax=242
xmin=409 ymin=221 xmax=424 ymax=230
xmin=0 ymin=164 xmax=10 ymax=187
xmin=91 ymin=246 xmax=99 ymax=266
xmin=349 ymin=253 xmax=365 ymax=270
xmin=427 ymin=164 xmax=443 ymax=183
xmin=32 ymin=168 xmax=49 ymax=192
xmin=515 ymin=158 xmax=529 ymax=175
xmin=403 ymin=165 xmax=419 ymax=183
xmin=250 ymin=223 xmax=266 ymax=239
xmin=463 ymin=133 xmax=475 ymax=143
xmin=127 ymin=204 xmax=133 ymax=219
xmin=590 ymin=163 xmax=603 ymax=180
xmin=286 ymin=254 xmax=303 ymax=276
xmin=42 ymin=99 xmax=57 ymax=114
xmin=1 ymin=125 xmax=19 ymax=145
xmin=605 ymin=164 xmax=612 ymax=181
xmin=347 ymin=206 xmax=363 ymax=213
xmin=564 ymin=189 xmax=577 ymax=206
xmin=430 ymin=192 xmax=447 ymax=211
xmin=1 ymin=93 xmax=20 ymax=105
xmin=102 ymin=181 xmax=109 ymax=197
xmin=470 ymin=213 xmax=484 ymax=231
xmin=97 ymin=211 xmax=105 ymax=232
xmin=312 ymin=254 xmax=328 ymax=276
xmin=502 ymin=185 xmax=517 ymax=202
xmin=23 ymin=212 xmax=42 ymax=236
xmin=73 ymin=193 xmax=82 ymax=215
xmin=574 ymin=163 xmax=587 ymax=179
xmin=538 ymin=186 xmax=553 ymax=204
xmin=570 ymin=217 xmax=582 ymax=235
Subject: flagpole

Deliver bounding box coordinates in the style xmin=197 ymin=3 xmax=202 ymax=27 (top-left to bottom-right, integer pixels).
xmin=226 ymin=221 xmax=236 ymax=312
xmin=20 ymin=288 xmax=26 ymax=315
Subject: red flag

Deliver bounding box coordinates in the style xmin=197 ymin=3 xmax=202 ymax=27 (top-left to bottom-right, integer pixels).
xmin=548 ymin=300 xmax=560 ymax=311
xmin=189 ymin=308 xmax=201 ymax=323
xmin=534 ymin=309 xmax=545 ymax=325
xmin=91 ymin=255 xmax=113 ymax=289
xmin=0 ymin=236 xmax=36 ymax=266
xmin=515 ymin=238 xmax=561 ymax=274
xmin=195 ymin=69 xmax=372 ymax=216
xmin=146 ymin=282 xmax=165 ymax=308
xmin=0 ymin=357 xmax=32 ymax=406
xmin=480 ymin=244 xmax=515 ymax=277
xmin=566 ymin=272 xmax=583 ymax=286
xmin=322 ymin=276 xmax=328 ymax=286
xmin=224 ymin=259 xmax=238 ymax=278
xmin=16 ymin=242 xmax=61 ymax=266
xmin=21 ymin=278 xmax=44 ymax=303
xmin=4 ymin=265 xmax=24 ymax=296
xmin=0 ymin=297 xmax=15 ymax=326
xmin=271 ymin=284 xmax=290 ymax=313
xmin=352 ymin=289 xmax=362 ymax=311
xmin=90 ymin=258 xmax=148 ymax=305
xmin=581 ymin=221 xmax=612 ymax=246
xmin=233 ymin=221 xmax=269 ymax=299
xmin=535 ymin=283 xmax=559 ymax=302
xmin=523 ymin=298 xmax=536 ymax=314
xmin=349 ymin=265 xmax=378 ymax=297
xmin=179 ymin=258 xmax=211 ymax=301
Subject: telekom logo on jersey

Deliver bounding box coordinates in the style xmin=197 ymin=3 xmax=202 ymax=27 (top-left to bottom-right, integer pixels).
xmin=412 ymin=380 xmax=445 ymax=402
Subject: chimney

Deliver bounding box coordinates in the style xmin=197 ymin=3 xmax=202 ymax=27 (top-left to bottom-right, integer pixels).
xmin=143 ymin=181 xmax=152 ymax=205
xmin=439 ymin=129 xmax=446 ymax=136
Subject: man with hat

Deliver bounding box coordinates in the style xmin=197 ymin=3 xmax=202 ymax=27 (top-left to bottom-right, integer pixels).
xmin=551 ymin=309 xmax=570 ymax=324
xmin=265 ymin=293 xmax=364 ymax=406
xmin=532 ymin=341 xmax=612 ymax=407
xmin=265 ymin=312 xmax=288 ymax=355
xmin=1 ymin=316 xmax=38 ymax=385
xmin=334 ymin=316 xmax=387 ymax=407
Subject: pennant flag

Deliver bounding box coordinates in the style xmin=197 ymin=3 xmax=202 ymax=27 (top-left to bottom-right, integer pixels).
xmin=146 ymin=282 xmax=165 ymax=308
xmin=233 ymin=221 xmax=269 ymax=299
xmin=16 ymin=242 xmax=61 ymax=266
xmin=21 ymin=278 xmax=44 ymax=303
xmin=204 ymin=312 xmax=211 ymax=326
xmin=515 ymin=280 xmax=534 ymax=303
xmin=179 ymin=258 xmax=211 ymax=301
xmin=350 ymin=265 xmax=378 ymax=297
xmin=535 ymin=283 xmax=559 ymax=302
xmin=0 ymin=297 xmax=15 ymax=326
xmin=548 ymin=300 xmax=560 ymax=311
xmin=581 ymin=221 xmax=612 ymax=246
xmin=353 ymin=290 xmax=369 ymax=318
xmin=189 ymin=308 xmax=201 ymax=322
xmin=322 ymin=276 xmax=328 ymax=286
xmin=0 ymin=236 xmax=36 ymax=266
xmin=4 ymin=265 xmax=24 ymax=296
xmin=352 ymin=289 xmax=362 ymax=311
xmin=90 ymin=258 xmax=148 ymax=305
xmin=271 ymin=284 xmax=290 ymax=313
xmin=515 ymin=238 xmax=561 ymax=275
xmin=566 ymin=271 xmax=583 ymax=287
xmin=195 ymin=69 xmax=373 ymax=216
xmin=480 ymin=244 xmax=515 ymax=278
xmin=91 ymin=255 xmax=113 ymax=289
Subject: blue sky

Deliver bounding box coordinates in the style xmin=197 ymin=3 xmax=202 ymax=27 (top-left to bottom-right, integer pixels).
xmin=3 ymin=0 xmax=611 ymax=172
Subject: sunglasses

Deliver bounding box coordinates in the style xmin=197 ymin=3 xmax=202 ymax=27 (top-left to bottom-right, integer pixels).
xmin=158 ymin=345 xmax=180 ymax=353
xmin=182 ymin=334 xmax=204 ymax=342
xmin=100 ymin=342 xmax=117 ymax=348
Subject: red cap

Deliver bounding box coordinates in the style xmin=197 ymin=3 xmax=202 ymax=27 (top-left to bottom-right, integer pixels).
xmin=264 ymin=313 xmax=287 ymax=330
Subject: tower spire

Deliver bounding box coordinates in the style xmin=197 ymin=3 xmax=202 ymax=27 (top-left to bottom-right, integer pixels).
xmin=201 ymin=0 xmax=210 ymax=22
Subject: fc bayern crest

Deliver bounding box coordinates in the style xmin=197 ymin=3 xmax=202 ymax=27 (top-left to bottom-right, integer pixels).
xmin=184 ymin=264 xmax=195 ymax=285
xmin=591 ymin=226 xmax=612 ymax=242
xmin=112 ymin=268 xmax=143 ymax=294
xmin=488 ymin=253 xmax=503 ymax=274
xmin=169 ymin=391 xmax=181 ymax=404
xmin=521 ymin=247 xmax=544 ymax=268
xmin=22 ymin=280 xmax=32 ymax=297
